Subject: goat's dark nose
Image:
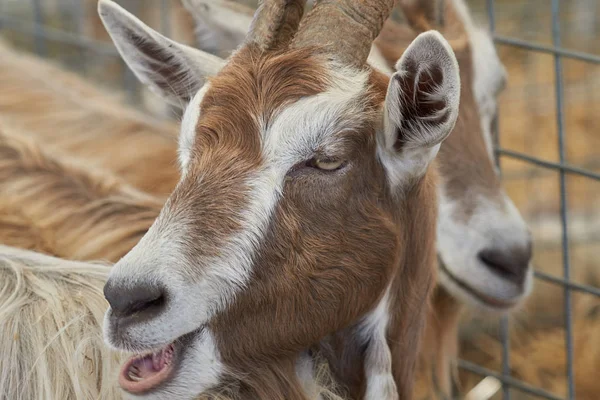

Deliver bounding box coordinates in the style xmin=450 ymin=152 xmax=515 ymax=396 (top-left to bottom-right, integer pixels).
xmin=104 ymin=280 xmax=165 ymax=319
xmin=478 ymin=242 xmax=532 ymax=286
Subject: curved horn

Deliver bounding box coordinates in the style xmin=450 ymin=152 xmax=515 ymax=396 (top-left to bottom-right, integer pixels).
xmin=245 ymin=0 xmax=307 ymax=51
xmin=292 ymin=0 xmax=396 ymax=67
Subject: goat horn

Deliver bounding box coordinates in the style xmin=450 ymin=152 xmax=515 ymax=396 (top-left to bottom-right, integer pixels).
xmin=245 ymin=0 xmax=307 ymax=51
xmin=291 ymin=0 xmax=396 ymax=68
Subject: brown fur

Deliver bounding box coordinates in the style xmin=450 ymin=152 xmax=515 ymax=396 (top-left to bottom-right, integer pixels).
xmin=0 ymin=40 xmax=180 ymax=197
xmin=0 ymin=122 xmax=332 ymax=399
xmin=437 ymin=47 xmax=503 ymax=217
xmin=413 ymin=288 xmax=463 ymax=399
xmin=0 ymin=126 xmax=161 ymax=262
xmin=2 ymin=4 xmax=466 ymax=398
xmin=167 ymin=46 xmax=329 ymax=275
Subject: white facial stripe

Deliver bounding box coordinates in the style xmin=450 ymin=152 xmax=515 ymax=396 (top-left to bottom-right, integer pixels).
xmin=196 ymin=67 xmax=368 ymax=304
xmin=263 ymin=66 xmax=370 ymax=169
xmin=360 ymin=286 xmax=398 ymax=400
xmin=106 ymin=161 xmax=283 ymax=349
xmin=179 ymin=84 xmax=210 ymax=172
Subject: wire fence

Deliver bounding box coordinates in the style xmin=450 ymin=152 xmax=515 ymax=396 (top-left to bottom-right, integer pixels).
xmin=460 ymin=1 xmax=599 ymax=399
xmin=0 ymin=0 xmax=599 ymax=399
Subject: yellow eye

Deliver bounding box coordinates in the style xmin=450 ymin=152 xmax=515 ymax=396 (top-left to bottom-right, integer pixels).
xmin=312 ymin=158 xmax=344 ymax=171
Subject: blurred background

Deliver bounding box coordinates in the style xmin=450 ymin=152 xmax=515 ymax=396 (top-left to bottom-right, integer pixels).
xmin=0 ymin=0 xmax=598 ymax=399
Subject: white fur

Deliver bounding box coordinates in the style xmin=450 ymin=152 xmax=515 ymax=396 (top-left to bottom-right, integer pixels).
xmin=263 ymin=66 xmax=369 ymax=167
xmin=436 ymin=189 xmax=533 ymax=310
xmin=105 ymin=163 xmax=282 ymax=349
xmin=296 ymin=352 xmax=321 ymax=400
xmin=179 ymin=84 xmax=210 ymax=171
xmin=359 ymin=287 xmax=398 ymax=400
xmin=367 ymin=45 xmax=394 ymax=76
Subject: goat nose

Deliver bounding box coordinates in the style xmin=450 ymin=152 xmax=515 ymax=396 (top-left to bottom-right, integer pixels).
xmin=103 ymin=280 xmax=165 ymax=319
xmin=478 ymin=242 xmax=532 ymax=286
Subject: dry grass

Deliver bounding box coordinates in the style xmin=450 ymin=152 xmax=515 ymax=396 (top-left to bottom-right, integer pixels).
xmin=458 ymin=294 xmax=600 ymax=400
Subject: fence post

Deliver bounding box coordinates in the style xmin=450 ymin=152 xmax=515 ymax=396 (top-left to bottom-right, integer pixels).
xmin=551 ymin=0 xmax=575 ymax=398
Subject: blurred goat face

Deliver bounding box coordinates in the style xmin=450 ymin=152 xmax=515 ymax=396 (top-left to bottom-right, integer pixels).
xmin=435 ymin=16 xmax=533 ymax=311
xmin=98 ymin=0 xmax=459 ymax=397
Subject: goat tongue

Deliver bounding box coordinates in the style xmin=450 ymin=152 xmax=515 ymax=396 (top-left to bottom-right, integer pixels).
xmin=131 ymin=354 xmax=160 ymax=379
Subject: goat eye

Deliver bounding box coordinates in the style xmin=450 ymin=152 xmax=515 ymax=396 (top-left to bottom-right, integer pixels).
xmin=310 ymin=158 xmax=345 ymax=171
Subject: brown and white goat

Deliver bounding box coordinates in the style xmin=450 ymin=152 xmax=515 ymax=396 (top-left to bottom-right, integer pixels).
xmin=181 ymin=0 xmax=534 ymax=397
xmin=0 ymin=40 xmax=179 ymax=197
xmin=98 ymin=0 xmax=460 ymax=398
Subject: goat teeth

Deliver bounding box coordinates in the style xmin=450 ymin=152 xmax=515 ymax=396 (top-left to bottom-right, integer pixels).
xmin=128 ymin=368 xmax=142 ymax=382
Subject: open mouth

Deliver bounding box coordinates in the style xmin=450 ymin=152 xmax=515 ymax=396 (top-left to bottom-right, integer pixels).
xmin=119 ymin=343 xmax=176 ymax=394
xmin=438 ymin=258 xmax=518 ymax=310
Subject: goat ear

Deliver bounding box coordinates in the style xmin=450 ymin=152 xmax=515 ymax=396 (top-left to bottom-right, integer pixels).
xmin=98 ymin=0 xmax=225 ymax=106
xmin=381 ymin=31 xmax=460 ymax=184
xmin=181 ymin=0 xmax=252 ymax=58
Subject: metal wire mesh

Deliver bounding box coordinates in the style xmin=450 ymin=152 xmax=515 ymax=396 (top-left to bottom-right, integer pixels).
xmin=0 ymin=1 xmax=598 ymax=399
xmin=459 ymin=1 xmax=600 ymax=399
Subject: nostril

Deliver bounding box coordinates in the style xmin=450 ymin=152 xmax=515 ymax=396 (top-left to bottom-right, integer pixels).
xmin=478 ymin=246 xmax=531 ymax=286
xmin=104 ymin=281 xmax=166 ymax=319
